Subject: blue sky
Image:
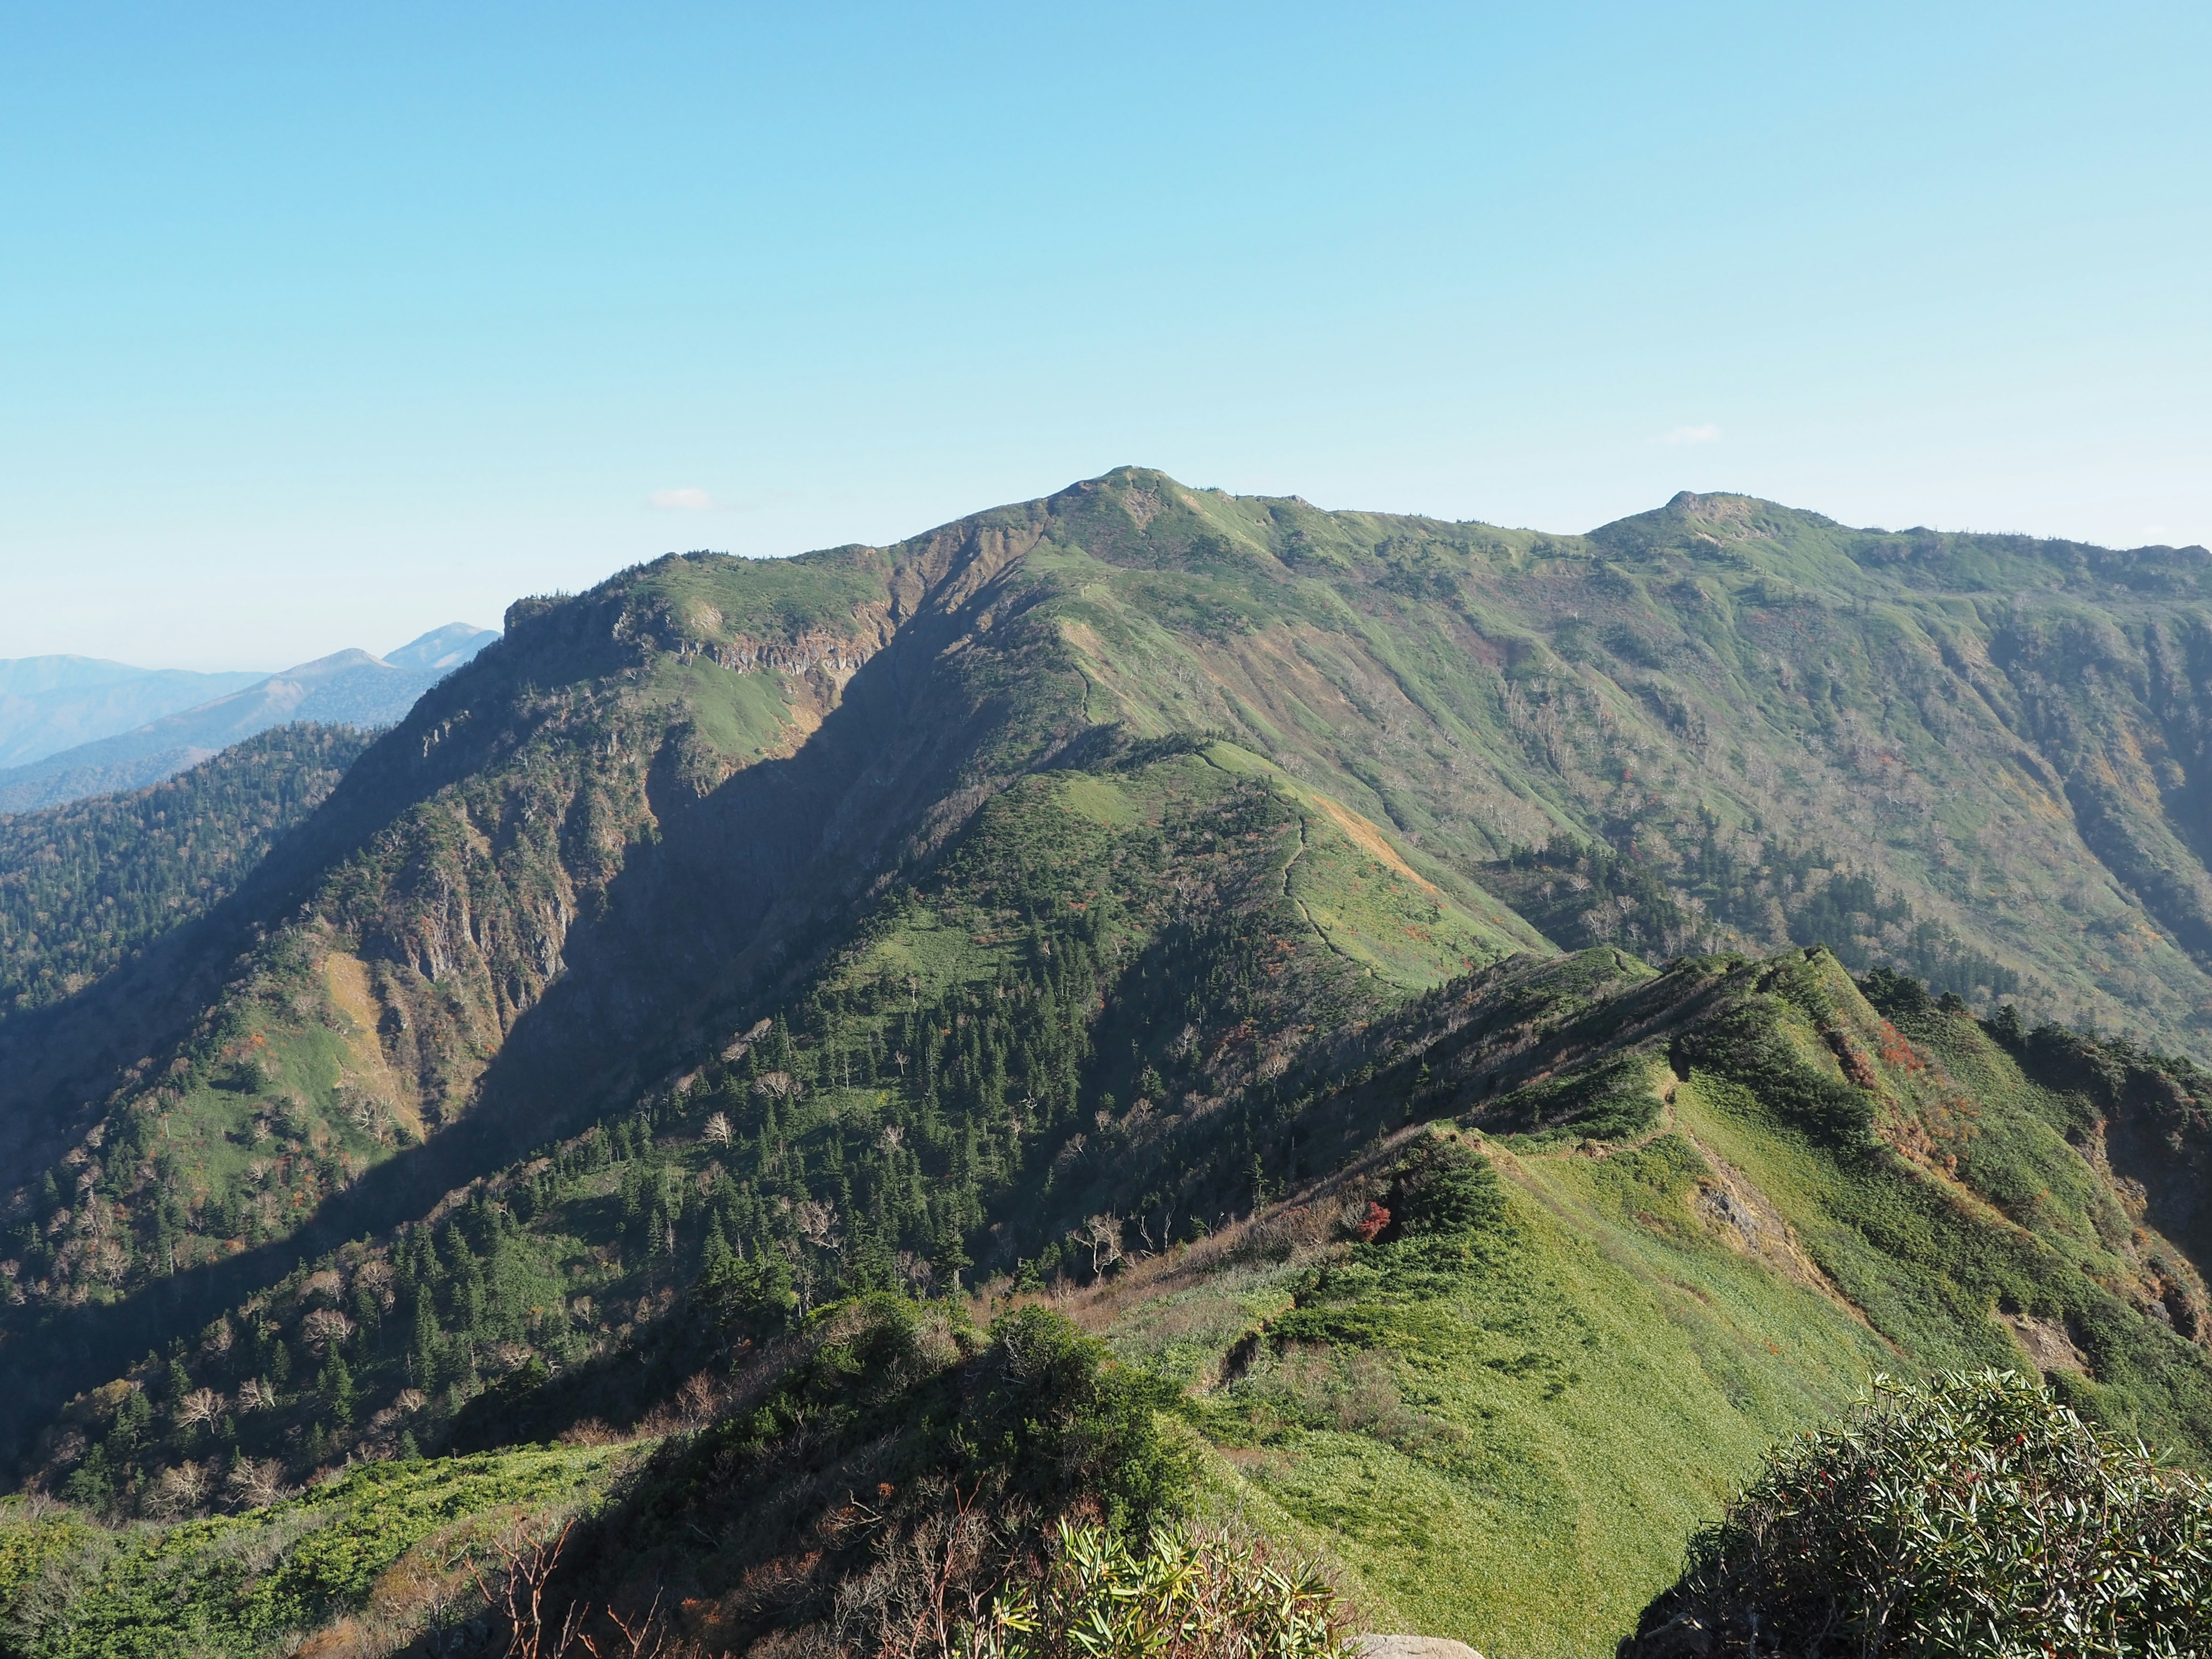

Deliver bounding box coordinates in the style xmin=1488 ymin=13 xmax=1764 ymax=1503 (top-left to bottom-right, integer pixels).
xmin=1 ymin=2 xmax=2205 ymax=668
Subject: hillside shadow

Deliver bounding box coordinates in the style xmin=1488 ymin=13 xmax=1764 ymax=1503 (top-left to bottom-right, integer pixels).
xmin=0 ymin=581 xmax=1032 ymax=1464
xmin=0 ymin=642 xmax=578 ymax=1185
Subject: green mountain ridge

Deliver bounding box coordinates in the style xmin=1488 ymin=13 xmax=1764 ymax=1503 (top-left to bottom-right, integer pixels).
xmin=0 ymin=725 xmax=372 ymax=1022
xmin=2 ymin=468 xmax=2210 ymax=1656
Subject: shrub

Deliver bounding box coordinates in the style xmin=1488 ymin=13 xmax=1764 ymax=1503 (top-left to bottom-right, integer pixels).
xmin=1669 ymin=993 xmax=1876 ymax=1150
xmin=535 ymin=1300 xmax=1196 ymax=1654
xmin=1384 ymin=1132 xmax=1502 ymax=1237
xmin=971 ymin=1305 xmax=1195 ymax=1534
xmin=981 ymin=1518 xmax=1355 ymax=1659
xmin=1624 ymin=1369 xmax=2212 ymax=1658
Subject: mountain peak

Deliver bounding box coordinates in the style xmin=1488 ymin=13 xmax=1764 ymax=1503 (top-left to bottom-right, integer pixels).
xmin=1586 ymin=490 xmax=1841 ymax=557
xmin=383 ymin=622 xmax=499 ymax=675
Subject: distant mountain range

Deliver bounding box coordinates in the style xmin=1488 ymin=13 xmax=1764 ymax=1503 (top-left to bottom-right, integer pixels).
xmin=0 ymin=623 xmax=497 ymax=813
xmin=0 ymin=658 xmax=265 ymax=768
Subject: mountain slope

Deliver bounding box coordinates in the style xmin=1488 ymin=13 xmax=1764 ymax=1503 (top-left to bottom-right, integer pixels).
xmin=6 ymin=471 xmax=2212 ymax=1426
xmin=7 ymin=942 xmax=2208 ymax=1657
xmin=0 ymin=627 xmax=497 ymax=813
xmin=0 ymin=658 xmax=265 ymax=770
xmin=1084 ymin=951 xmax=2212 ymax=1656
xmin=2 ymin=471 xmax=2212 ymax=1655
xmin=1025 ymin=480 xmax=2212 ymax=1049
xmin=0 ymin=723 xmax=372 ymax=1021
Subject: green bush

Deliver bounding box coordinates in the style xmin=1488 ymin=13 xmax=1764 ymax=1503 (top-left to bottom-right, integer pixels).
xmin=982 ymin=1518 xmax=1354 ymax=1659
xmin=1384 ymin=1132 xmax=1503 ymax=1237
xmin=972 ymin=1305 xmax=1195 ymax=1534
xmin=544 ymin=1298 xmax=1196 ymax=1654
xmin=1670 ymin=984 xmax=1876 ymax=1150
xmin=1624 ymin=1369 xmax=2212 ymax=1658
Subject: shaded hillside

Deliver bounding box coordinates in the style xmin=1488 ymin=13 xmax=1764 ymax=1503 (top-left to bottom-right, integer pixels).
xmin=0 ymin=718 xmax=1534 ymax=1460
xmin=0 ymin=724 xmax=371 ymax=1020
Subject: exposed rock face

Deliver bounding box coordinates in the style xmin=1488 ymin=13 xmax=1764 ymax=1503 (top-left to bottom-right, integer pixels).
xmin=1359 ymin=1638 xmax=1486 ymax=1659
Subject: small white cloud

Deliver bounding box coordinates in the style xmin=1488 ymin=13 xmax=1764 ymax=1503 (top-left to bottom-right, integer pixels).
xmin=2146 ymin=524 xmax=2171 ymax=539
xmin=650 ymin=487 xmax=717 ymax=511
xmin=1660 ymin=425 xmax=1721 ymax=445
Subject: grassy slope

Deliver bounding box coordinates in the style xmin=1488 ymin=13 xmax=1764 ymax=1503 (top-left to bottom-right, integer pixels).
xmin=1035 ymin=475 xmax=2212 ymax=1054
xmin=9 ymin=947 xmax=2212 ymax=1658
xmin=1101 ymin=1142 xmax=1886 ymax=1657
xmin=0 ymin=1445 xmax=626 ymax=1659
xmin=1059 ymin=950 xmax=2212 ymax=1658
xmin=6 ymin=473 xmax=2212 ymax=1655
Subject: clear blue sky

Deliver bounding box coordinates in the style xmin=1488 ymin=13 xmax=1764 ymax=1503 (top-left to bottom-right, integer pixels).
xmin=2 ymin=2 xmax=2205 ymax=668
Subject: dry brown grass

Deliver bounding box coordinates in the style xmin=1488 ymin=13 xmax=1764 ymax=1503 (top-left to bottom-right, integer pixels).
xmin=969 ymin=1128 xmax=1429 ymax=1342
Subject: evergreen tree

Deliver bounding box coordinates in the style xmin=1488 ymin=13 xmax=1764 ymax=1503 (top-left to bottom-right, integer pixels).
xmin=320 ymin=1351 xmax=355 ymax=1426
xmin=702 ymin=1217 xmax=733 ymax=1274
xmin=410 ymin=1293 xmax=438 ymax=1388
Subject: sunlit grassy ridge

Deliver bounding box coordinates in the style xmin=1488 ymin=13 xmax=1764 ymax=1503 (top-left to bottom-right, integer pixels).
xmin=1050 ymin=952 xmax=2212 ymax=1656
xmin=1150 ymin=1139 xmax=1887 ymax=1657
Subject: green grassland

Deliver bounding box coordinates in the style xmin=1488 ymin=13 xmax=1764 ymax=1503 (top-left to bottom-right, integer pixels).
xmin=1065 ymin=953 xmax=2212 ymax=1656
xmin=0 ymin=1444 xmax=626 ymax=1658
xmin=638 ymin=655 xmax=808 ymax=770
xmin=1090 ymin=1130 xmax=1885 ymax=1657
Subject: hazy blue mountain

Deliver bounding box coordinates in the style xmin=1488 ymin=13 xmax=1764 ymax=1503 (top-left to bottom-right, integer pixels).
xmin=382 ymin=621 xmax=499 ymax=673
xmin=0 ymin=656 xmax=264 ymax=769
xmin=0 ymin=624 xmax=495 ymax=813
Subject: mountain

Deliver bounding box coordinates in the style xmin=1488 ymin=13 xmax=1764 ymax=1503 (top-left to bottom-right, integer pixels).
xmin=0 ymin=626 xmax=498 ymax=813
xmin=0 ymin=472 xmax=2208 ymax=1656
xmin=0 ymin=656 xmax=264 ymax=770
xmin=0 ymin=724 xmax=373 ymax=1022
xmin=381 ymin=622 xmax=501 ymax=675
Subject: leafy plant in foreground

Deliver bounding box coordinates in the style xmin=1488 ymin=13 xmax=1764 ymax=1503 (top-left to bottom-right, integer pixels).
xmin=980 ymin=1518 xmax=1355 ymax=1659
xmin=1624 ymin=1369 xmax=2212 ymax=1658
